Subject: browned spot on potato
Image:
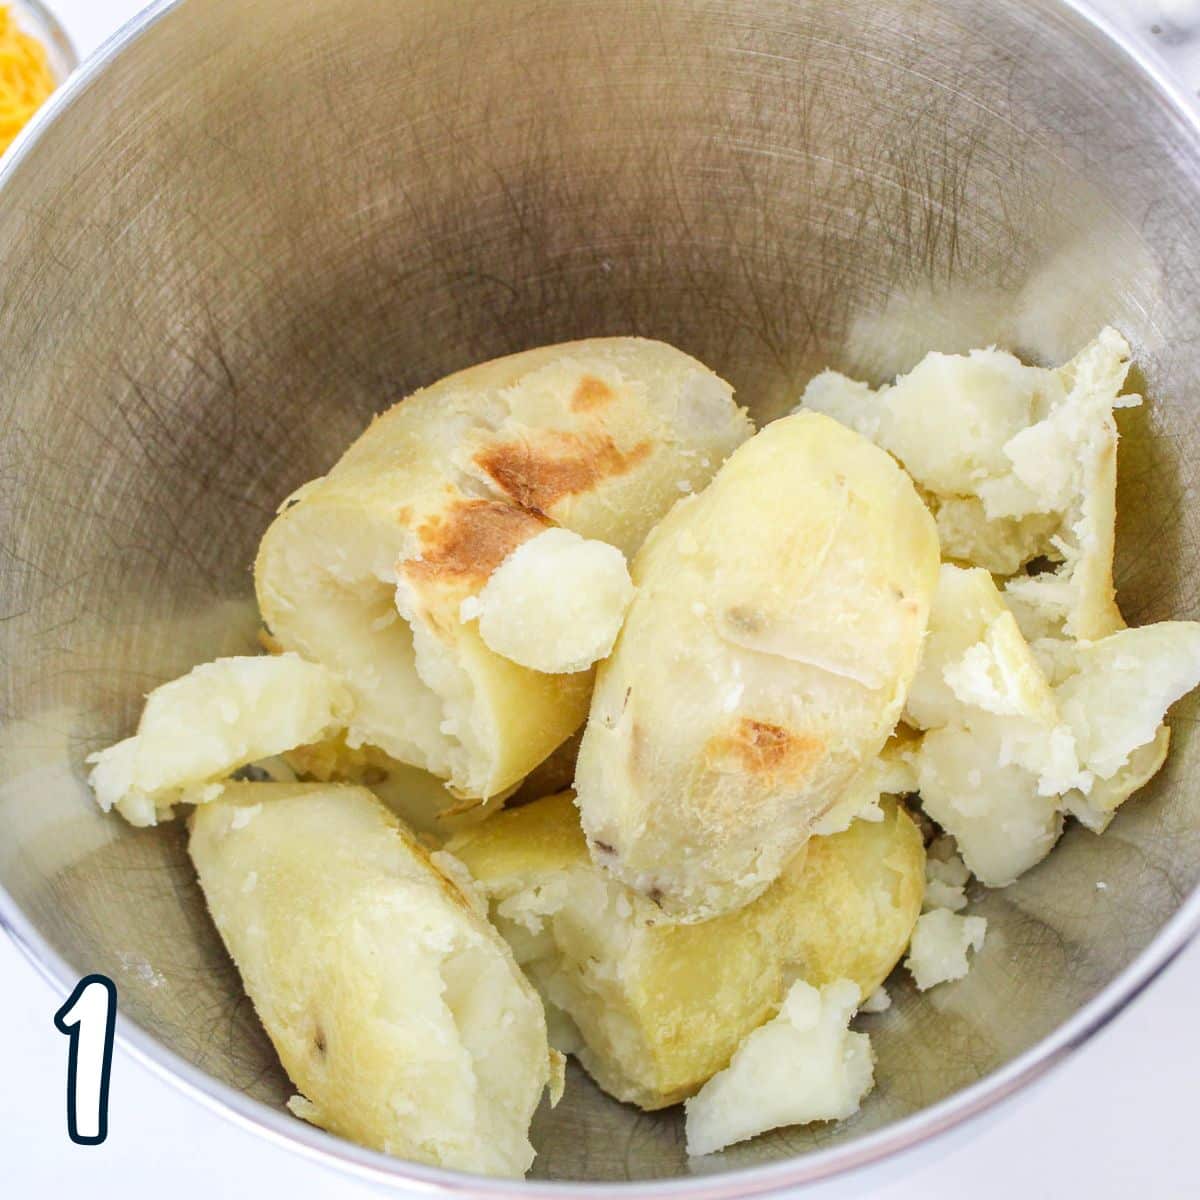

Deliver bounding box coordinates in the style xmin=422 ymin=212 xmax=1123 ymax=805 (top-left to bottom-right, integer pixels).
xmin=705 ymin=718 xmax=824 ymax=782
xmin=571 ymin=374 xmax=615 ymax=411
xmin=405 ymin=499 xmax=547 ymax=589
xmin=474 ymin=431 xmax=652 ymax=516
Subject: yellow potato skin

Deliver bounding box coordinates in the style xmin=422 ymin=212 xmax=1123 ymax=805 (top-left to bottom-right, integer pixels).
xmin=448 ymin=791 xmax=925 ymax=1109
xmin=574 ymin=411 xmax=939 ymax=921
xmin=189 ymin=782 xmax=550 ymax=1177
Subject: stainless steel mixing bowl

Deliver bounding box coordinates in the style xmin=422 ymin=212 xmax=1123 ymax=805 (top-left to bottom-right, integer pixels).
xmin=2 ymin=0 xmax=1199 ymax=1192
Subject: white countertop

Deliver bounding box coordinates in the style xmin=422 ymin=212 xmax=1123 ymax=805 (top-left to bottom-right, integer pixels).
xmin=6 ymin=2 xmax=1200 ymax=1196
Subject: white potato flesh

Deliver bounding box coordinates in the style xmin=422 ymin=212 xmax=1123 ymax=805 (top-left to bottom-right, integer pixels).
xmin=916 ymin=720 xmax=1064 ymax=887
xmin=256 ymin=338 xmax=750 ymax=801
xmin=188 ymin=783 xmax=551 ymax=1177
xmin=905 ymin=565 xmax=1057 ymax=734
xmin=877 ymin=348 xmax=1043 ymax=496
xmin=906 ymin=566 xmax=1072 ymax=885
xmin=799 ymin=329 xmax=1137 ymax=640
xmin=924 ymin=836 xmax=970 ymax=912
xmin=934 ymin=496 xmax=1059 ymax=577
xmin=461 ymin=528 xmax=634 ymax=674
xmin=913 ymin=602 xmax=1199 ymax=877
xmin=905 ymin=908 xmax=987 ymax=991
xmin=684 ymin=979 xmax=874 ymax=1157
xmin=575 ymin=411 xmax=939 ymax=922
xmin=1062 ymin=727 xmax=1170 ymax=833
xmin=87 ymin=654 xmax=352 ymax=827
xmin=1055 ymin=623 xmax=1200 ymax=781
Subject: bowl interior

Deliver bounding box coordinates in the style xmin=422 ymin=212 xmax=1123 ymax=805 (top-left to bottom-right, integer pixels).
xmin=1 ymin=0 xmax=1199 ymax=1185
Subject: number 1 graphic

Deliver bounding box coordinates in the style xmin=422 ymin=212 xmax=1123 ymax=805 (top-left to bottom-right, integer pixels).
xmin=53 ymin=975 xmax=117 ymax=1145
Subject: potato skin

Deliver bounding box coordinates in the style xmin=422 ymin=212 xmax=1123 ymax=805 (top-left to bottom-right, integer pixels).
xmin=449 ymin=791 xmax=925 ymax=1110
xmin=574 ymin=411 xmax=939 ymax=921
xmin=255 ymin=338 xmax=750 ymax=800
xmin=188 ymin=782 xmax=550 ymax=1177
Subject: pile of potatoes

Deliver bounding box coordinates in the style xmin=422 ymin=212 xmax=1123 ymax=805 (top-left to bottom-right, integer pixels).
xmin=90 ymin=333 xmax=1200 ymax=1175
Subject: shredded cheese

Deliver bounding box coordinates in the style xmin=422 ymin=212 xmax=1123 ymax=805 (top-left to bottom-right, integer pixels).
xmin=0 ymin=6 xmax=56 ymax=156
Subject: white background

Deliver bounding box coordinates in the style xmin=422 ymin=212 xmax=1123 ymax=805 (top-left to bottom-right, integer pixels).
xmin=5 ymin=1 xmax=1200 ymax=1196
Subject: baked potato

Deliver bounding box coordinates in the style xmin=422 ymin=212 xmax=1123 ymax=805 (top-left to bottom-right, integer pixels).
xmin=573 ymin=411 xmax=938 ymax=920
xmin=188 ymin=782 xmax=555 ymax=1177
xmin=255 ymin=338 xmax=750 ymax=801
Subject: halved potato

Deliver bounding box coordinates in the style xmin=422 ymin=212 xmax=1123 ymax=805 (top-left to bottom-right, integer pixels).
xmin=256 ymin=338 xmax=750 ymax=801
xmin=446 ymin=791 xmax=924 ymax=1110
xmin=87 ymin=653 xmax=351 ymax=827
xmin=188 ymin=782 xmax=553 ymax=1177
xmin=573 ymin=411 xmax=938 ymax=921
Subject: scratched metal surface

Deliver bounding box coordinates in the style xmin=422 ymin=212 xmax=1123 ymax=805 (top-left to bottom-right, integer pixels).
xmin=0 ymin=0 xmax=1199 ymax=1188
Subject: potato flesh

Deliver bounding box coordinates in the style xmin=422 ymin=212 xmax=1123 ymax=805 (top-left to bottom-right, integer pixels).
xmin=87 ymin=654 xmax=352 ymax=827
xmin=683 ymin=979 xmax=874 ymax=1157
xmin=256 ymin=338 xmax=750 ymax=800
xmin=574 ymin=411 xmax=939 ymax=922
xmin=462 ymin=527 xmax=635 ymax=674
xmin=188 ymin=783 xmax=550 ymax=1177
xmin=905 ymin=909 xmax=988 ymax=991
xmin=906 ymin=565 xmax=1200 ymax=881
xmin=800 ymin=328 xmax=1136 ymax=640
xmin=447 ymin=791 xmax=924 ymax=1110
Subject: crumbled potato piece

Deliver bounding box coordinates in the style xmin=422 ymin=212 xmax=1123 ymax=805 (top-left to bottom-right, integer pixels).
xmin=924 ymin=836 xmax=970 ymax=912
xmin=1054 ymin=623 xmax=1200 ymax=782
xmin=916 ymin=722 xmax=1064 ymax=887
xmin=905 ymin=564 xmax=1057 ymax=736
xmin=799 ymin=328 xmax=1138 ymax=640
xmin=1062 ymin=727 xmax=1170 ymax=834
xmin=874 ymin=348 xmax=1044 ymax=496
xmin=860 ymin=985 xmax=892 ymax=1013
xmin=460 ymin=528 xmax=634 ymax=674
xmin=574 ymin=412 xmax=938 ymax=921
xmin=447 ymin=792 xmax=923 ymax=1110
xmin=683 ymin=979 xmax=874 ymax=1157
xmin=905 ymin=908 xmax=987 ymax=991
xmin=903 ymin=565 xmax=1068 ymax=886
xmin=256 ymin=339 xmax=749 ymax=801
xmin=901 ymin=566 xmax=1200 ymax=885
xmin=188 ymin=783 xmax=552 ymax=1177
xmin=934 ymin=496 xmax=1059 ymax=577
xmin=87 ymin=654 xmax=352 ymax=827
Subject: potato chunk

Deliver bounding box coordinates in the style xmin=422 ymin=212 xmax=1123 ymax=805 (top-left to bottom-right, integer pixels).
xmin=256 ymin=339 xmax=749 ymax=801
xmin=447 ymin=791 xmax=923 ymax=1110
xmin=907 ymin=566 xmax=1200 ymax=879
xmin=87 ymin=654 xmax=351 ymax=827
xmin=684 ymin=979 xmax=874 ymax=1157
xmin=904 ymin=909 xmax=987 ymax=991
xmin=800 ymin=328 xmax=1138 ymax=639
xmin=460 ymin=527 xmax=634 ymax=674
xmin=573 ymin=412 xmax=938 ymax=921
xmin=188 ymin=783 xmax=552 ymax=1177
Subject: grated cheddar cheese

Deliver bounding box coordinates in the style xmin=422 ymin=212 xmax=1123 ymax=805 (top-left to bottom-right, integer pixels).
xmin=0 ymin=5 xmax=56 ymax=156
